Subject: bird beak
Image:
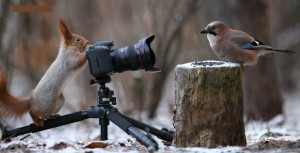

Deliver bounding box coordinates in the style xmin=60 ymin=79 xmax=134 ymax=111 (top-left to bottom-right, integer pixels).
xmin=200 ymin=29 xmax=208 ymax=34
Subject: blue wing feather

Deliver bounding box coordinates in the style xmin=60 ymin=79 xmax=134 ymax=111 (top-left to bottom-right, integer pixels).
xmin=240 ymin=39 xmax=265 ymax=50
xmin=240 ymin=43 xmax=255 ymax=49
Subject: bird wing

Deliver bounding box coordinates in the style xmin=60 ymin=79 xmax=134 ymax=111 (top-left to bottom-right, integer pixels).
xmin=229 ymin=32 xmax=270 ymax=50
xmin=230 ymin=34 xmax=295 ymax=54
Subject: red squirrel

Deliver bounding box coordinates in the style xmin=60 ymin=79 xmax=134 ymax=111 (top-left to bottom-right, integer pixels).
xmin=0 ymin=19 xmax=89 ymax=126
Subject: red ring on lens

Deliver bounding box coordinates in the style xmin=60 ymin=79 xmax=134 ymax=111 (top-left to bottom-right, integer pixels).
xmin=136 ymin=43 xmax=144 ymax=69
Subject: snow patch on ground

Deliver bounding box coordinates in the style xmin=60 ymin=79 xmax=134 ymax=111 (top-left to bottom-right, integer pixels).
xmin=1 ymin=90 xmax=300 ymax=152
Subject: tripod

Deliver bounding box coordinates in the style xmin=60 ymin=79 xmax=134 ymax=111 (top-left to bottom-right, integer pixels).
xmin=0 ymin=76 xmax=173 ymax=151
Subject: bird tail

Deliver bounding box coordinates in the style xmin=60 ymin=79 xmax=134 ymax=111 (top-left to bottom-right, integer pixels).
xmin=253 ymin=45 xmax=296 ymax=55
xmin=0 ymin=70 xmax=31 ymax=117
xmin=265 ymin=48 xmax=295 ymax=55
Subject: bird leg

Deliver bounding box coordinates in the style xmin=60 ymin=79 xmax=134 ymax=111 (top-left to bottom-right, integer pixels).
xmin=239 ymin=63 xmax=245 ymax=71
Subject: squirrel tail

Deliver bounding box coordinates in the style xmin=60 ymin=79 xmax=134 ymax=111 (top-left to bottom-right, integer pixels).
xmin=0 ymin=70 xmax=30 ymax=117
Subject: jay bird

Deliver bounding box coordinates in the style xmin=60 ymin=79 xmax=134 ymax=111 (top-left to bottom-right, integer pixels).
xmin=200 ymin=21 xmax=295 ymax=65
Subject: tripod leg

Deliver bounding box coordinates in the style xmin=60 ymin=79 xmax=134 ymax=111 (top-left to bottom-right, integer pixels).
xmin=119 ymin=113 xmax=174 ymax=142
xmin=99 ymin=117 xmax=109 ymax=140
xmin=106 ymin=108 xmax=158 ymax=151
xmin=1 ymin=111 xmax=89 ymax=141
xmin=1 ymin=105 xmax=109 ymax=141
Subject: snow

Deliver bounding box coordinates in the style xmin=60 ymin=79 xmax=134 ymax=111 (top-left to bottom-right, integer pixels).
xmin=177 ymin=60 xmax=240 ymax=69
xmin=1 ymin=80 xmax=300 ymax=152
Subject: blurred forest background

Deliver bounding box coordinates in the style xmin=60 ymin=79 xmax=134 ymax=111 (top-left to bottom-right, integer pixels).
xmin=0 ymin=0 xmax=300 ymax=128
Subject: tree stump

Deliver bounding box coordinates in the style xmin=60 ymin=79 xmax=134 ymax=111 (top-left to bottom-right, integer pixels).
xmin=174 ymin=60 xmax=246 ymax=148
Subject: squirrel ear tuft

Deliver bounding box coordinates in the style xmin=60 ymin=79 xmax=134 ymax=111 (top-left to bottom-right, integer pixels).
xmin=58 ymin=18 xmax=73 ymax=44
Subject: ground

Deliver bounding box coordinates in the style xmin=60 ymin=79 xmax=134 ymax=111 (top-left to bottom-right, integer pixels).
xmin=1 ymin=93 xmax=300 ymax=153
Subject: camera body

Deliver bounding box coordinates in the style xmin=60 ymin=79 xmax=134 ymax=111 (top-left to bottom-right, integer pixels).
xmin=86 ymin=41 xmax=115 ymax=76
xmin=86 ymin=35 xmax=159 ymax=78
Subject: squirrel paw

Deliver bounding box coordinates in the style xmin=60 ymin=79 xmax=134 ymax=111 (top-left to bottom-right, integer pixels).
xmin=30 ymin=111 xmax=45 ymax=127
xmin=33 ymin=117 xmax=45 ymax=127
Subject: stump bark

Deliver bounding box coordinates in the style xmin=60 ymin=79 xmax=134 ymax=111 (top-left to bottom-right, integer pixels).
xmin=174 ymin=60 xmax=246 ymax=148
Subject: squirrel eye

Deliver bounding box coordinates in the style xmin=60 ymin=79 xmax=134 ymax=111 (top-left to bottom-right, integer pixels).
xmin=76 ymin=38 xmax=80 ymax=42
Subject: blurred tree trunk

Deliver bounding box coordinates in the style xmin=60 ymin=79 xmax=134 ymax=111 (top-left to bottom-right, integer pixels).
xmin=145 ymin=0 xmax=201 ymax=118
xmin=231 ymin=0 xmax=283 ymax=120
xmin=61 ymin=0 xmax=99 ymax=110
xmin=0 ymin=0 xmax=10 ymax=67
xmin=112 ymin=0 xmax=202 ymax=117
xmin=269 ymin=1 xmax=300 ymax=93
xmin=0 ymin=0 xmax=11 ymax=128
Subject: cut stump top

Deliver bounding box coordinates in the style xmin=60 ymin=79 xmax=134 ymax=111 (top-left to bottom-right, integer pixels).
xmin=176 ymin=60 xmax=240 ymax=69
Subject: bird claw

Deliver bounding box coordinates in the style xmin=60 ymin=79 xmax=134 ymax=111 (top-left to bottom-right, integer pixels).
xmin=240 ymin=64 xmax=245 ymax=71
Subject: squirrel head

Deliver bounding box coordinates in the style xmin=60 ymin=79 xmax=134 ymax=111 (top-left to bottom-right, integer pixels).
xmin=58 ymin=19 xmax=89 ymax=53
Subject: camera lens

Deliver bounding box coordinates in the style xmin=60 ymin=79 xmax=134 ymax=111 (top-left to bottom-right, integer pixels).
xmin=111 ymin=35 xmax=159 ymax=73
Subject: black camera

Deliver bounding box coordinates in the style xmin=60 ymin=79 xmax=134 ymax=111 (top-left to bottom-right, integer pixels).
xmin=86 ymin=35 xmax=159 ymax=78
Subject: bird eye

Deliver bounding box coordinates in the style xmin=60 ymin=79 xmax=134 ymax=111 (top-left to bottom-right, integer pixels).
xmin=76 ymin=38 xmax=80 ymax=42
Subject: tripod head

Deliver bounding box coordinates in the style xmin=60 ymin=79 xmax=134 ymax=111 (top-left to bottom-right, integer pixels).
xmin=90 ymin=75 xmax=116 ymax=106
